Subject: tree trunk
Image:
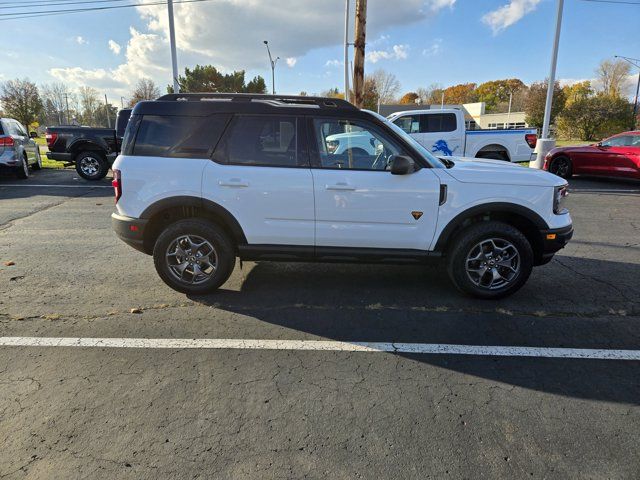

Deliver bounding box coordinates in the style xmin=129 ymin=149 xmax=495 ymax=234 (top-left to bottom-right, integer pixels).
xmin=352 ymin=0 xmax=367 ymax=108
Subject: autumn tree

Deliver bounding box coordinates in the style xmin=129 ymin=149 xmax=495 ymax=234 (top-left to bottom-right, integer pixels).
xmin=320 ymin=87 xmax=344 ymax=99
xmin=168 ymin=65 xmax=266 ymax=94
xmin=442 ymin=83 xmax=477 ymax=105
xmin=596 ymin=59 xmax=631 ymax=98
xmin=416 ymin=84 xmax=444 ymax=105
xmin=475 ymin=79 xmax=526 ymax=112
xmin=562 ymin=81 xmax=593 ymax=107
xmin=524 ymin=80 xmax=565 ymax=128
xmin=370 ymin=69 xmax=400 ymax=104
xmin=128 ymin=78 xmax=161 ymax=107
xmin=0 ymin=78 xmax=43 ymax=130
xmin=399 ymin=92 xmax=419 ymax=104
xmin=557 ymin=95 xmax=633 ymax=141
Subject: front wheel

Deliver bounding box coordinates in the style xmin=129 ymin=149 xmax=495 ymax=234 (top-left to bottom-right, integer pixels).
xmin=153 ymin=219 xmax=236 ymax=295
xmin=75 ymin=151 xmax=109 ymax=180
xmin=447 ymin=221 xmax=533 ymax=299
xmin=548 ymin=155 xmax=572 ymax=179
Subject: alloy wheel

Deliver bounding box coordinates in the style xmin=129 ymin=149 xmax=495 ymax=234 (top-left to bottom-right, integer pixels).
xmin=80 ymin=156 xmax=100 ymax=177
xmin=465 ymin=238 xmax=521 ymax=290
xmin=165 ymin=235 xmax=218 ymax=285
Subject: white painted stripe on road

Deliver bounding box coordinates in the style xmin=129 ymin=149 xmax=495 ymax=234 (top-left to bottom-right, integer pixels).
xmin=0 ymin=184 xmax=112 ymax=188
xmin=571 ymin=189 xmax=640 ymax=193
xmin=1 ymin=337 xmax=639 ymax=361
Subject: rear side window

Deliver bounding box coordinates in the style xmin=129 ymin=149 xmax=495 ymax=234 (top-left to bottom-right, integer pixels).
xmin=213 ymin=115 xmax=303 ymax=167
xmin=419 ymin=113 xmax=457 ymax=133
xmin=132 ymin=114 xmax=230 ymax=158
xmin=121 ymin=114 xmax=142 ymax=155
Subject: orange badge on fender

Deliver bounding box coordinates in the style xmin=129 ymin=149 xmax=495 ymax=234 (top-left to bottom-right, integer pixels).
xmin=411 ymin=211 xmax=423 ymax=220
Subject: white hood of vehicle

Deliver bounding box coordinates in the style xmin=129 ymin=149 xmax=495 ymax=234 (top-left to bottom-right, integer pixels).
xmin=442 ymin=156 xmax=565 ymax=187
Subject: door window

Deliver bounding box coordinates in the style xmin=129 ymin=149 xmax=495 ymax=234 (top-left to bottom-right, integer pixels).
xmin=312 ymin=118 xmax=403 ymax=171
xmin=214 ymin=115 xmax=302 ymax=167
xmin=419 ymin=113 xmax=457 ymax=133
xmin=393 ymin=115 xmax=421 ymax=134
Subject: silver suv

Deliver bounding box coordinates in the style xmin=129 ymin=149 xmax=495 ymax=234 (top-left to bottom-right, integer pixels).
xmin=0 ymin=118 xmax=42 ymax=179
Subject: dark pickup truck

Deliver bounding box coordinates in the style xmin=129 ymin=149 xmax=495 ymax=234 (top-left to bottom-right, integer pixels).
xmin=46 ymin=109 xmax=131 ymax=180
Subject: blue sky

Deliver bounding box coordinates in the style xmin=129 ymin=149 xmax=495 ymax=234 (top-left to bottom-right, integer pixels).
xmin=0 ymin=0 xmax=638 ymax=102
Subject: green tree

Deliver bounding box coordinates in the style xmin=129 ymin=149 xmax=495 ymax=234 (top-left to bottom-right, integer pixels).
xmin=524 ymin=80 xmax=566 ymax=128
xmin=562 ymin=81 xmax=593 ymax=107
xmin=475 ymin=78 xmax=526 ymax=112
xmin=168 ymin=65 xmax=266 ymax=94
xmin=442 ymin=83 xmax=477 ymax=105
xmin=0 ymin=78 xmax=43 ymax=131
xmin=557 ymin=94 xmax=633 ymax=141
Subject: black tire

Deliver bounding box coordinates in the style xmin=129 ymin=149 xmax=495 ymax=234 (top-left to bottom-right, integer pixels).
xmin=447 ymin=221 xmax=533 ymax=299
xmin=548 ymin=155 xmax=572 ymax=179
xmin=153 ymin=219 xmax=235 ymax=295
xmin=75 ymin=151 xmax=109 ymax=180
xmin=32 ymin=148 xmax=42 ymax=170
xmin=16 ymin=153 xmax=29 ymax=179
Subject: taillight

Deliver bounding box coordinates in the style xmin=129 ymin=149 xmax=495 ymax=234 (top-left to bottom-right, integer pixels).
xmin=525 ymin=133 xmax=537 ymax=149
xmin=112 ymin=169 xmax=122 ymax=203
xmin=0 ymin=136 xmax=15 ymax=147
xmin=45 ymin=132 xmax=58 ymax=148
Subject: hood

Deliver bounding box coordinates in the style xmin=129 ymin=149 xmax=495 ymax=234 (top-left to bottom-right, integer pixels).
xmin=442 ymin=156 xmax=565 ymax=187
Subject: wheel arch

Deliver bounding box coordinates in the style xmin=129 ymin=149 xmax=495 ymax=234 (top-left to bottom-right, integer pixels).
xmin=139 ymin=196 xmax=247 ymax=255
xmin=434 ymin=202 xmax=548 ymax=263
xmin=69 ymin=141 xmax=107 ymax=158
xmin=474 ymin=143 xmax=510 ymax=161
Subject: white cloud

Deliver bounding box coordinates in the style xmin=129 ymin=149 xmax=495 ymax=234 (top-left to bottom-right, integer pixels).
xmin=285 ymin=57 xmax=297 ymax=68
xmin=366 ymin=44 xmax=409 ymax=64
xmin=482 ymin=0 xmax=541 ymax=34
xmin=422 ymin=38 xmax=442 ymax=57
xmin=75 ymin=36 xmax=88 ymax=45
xmin=108 ymin=40 xmax=122 ymax=55
xmin=325 ymin=59 xmax=343 ymax=68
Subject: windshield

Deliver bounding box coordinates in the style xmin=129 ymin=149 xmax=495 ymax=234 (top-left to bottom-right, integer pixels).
xmin=362 ymin=110 xmax=446 ymax=168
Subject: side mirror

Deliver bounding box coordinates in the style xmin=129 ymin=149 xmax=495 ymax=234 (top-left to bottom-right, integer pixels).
xmin=29 ymin=131 xmax=37 ymax=139
xmin=389 ymin=155 xmax=416 ymax=175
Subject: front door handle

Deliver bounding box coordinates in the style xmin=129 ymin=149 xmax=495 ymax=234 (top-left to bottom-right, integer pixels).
xmin=219 ymin=179 xmax=249 ymax=188
xmin=326 ymin=183 xmax=356 ymax=191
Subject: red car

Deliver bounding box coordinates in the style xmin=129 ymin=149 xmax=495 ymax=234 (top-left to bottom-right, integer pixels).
xmin=544 ymin=131 xmax=640 ymax=180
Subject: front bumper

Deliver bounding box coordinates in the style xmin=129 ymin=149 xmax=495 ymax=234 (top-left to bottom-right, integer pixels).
xmin=536 ymin=224 xmax=573 ymax=265
xmin=111 ymin=213 xmax=149 ymax=254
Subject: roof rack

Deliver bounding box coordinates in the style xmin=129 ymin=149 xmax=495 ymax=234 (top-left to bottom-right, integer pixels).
xmin=156 ymin=93 xmax=357 ymax=110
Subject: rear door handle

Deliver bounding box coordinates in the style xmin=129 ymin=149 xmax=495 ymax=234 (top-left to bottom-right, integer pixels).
xmin=326 ymin=183 xmax=356 ymax=191
xmin=219 ymin=179 xmax=249 ymax=188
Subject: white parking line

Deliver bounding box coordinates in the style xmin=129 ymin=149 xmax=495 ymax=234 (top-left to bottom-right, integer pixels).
xmin=0 ymin=184 xmax=112 ymax=188
xmin=1 ymin=337 xmax=639 ymax=361
xmin=571 ymin=189 xmax=640 ymax=194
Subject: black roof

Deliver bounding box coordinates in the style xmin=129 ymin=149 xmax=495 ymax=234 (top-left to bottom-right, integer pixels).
xmin=132 ymin=93 xmax=361 ymax=117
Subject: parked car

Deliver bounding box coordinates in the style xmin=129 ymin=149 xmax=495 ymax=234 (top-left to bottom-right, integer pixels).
xmin=544 ymin=131 xmax=640 ymax=180
xmin=45 ymin=108 xmax=131 ymax=180
xmin=0 ymin=118 xmax=42 ymax=179
xmin=111 ymin=93 xmax=572 ymax=299
xmin=387 ymin=109 xmax=537 ymax=162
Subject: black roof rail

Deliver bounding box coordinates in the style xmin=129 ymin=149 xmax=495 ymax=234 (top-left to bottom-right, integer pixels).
xmin=156 ymin=92 xmax=357 ymax=110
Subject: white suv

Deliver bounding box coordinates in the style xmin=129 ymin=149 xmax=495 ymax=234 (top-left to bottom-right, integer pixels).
xmin=112 ymin=94 xmax=572 ymax=299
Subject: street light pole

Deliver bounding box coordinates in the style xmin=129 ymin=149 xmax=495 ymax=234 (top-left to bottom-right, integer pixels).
xmin=614 ymin=55 xmax=640 ymax=130
xmin=167 ymin=0 xmax=180 ymax=94
xmin=531 ymin=0 xmax=564 ymax=169
xmin=344 ymin=0 xmax=350 ymax=102
xmin=263 ymin=41 xmax=279 ymax=95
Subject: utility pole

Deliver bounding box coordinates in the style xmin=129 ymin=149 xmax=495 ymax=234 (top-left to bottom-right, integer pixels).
xmin=352 ymin=0 xmax=367 ymax=108
xmin=614 ymin=55 xmax=640 ymax=130
xmin=263 ymin=40 xmax=279 ymax=95
xmin=531 ymin=0 xmax=564 ymax=169
xmin=507 ymin=91 xmax=513 ymax=126
xmin=64 ymin=93 xmax=70 ymax=125
xmin=104 ymin=94 xmax=111 ymax=128
xmin=344 ymin=0 xmax=350 ymax=102
xmin=167 ymin=0 xmax=180 ymax=94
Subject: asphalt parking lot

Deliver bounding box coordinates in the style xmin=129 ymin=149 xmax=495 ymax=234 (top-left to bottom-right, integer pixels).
xmin=1 ymin=168 xmax=639 ymax=479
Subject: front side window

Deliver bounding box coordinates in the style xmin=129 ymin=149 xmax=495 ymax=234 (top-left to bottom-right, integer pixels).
xmin=133 ymin=114 xmax=229 ymax=158
xmin=393 ymin=115 xmax=420 ymax=134
xmin=214 ymin=115 xmax=301 ymax=167
xmin=312 ymin=118 xmax=403 ymax=171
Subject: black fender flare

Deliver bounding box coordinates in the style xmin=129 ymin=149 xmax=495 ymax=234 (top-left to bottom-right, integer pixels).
xmin=434 ymin=202 xmax=548 ymax=251
xmin=140 ymin=195 xmax=247 ymax=245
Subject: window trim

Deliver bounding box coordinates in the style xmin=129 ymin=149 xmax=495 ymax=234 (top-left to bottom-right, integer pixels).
xmin=308 ymin=116 xmax=418 ymax=172
xmin=211 ymin=114 xmax=310 ymax=169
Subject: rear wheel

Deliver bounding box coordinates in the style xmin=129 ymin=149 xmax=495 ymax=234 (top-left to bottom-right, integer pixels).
xmin=75 ymin=151 xmax=109 ymax=180
xmin=153 ymin=219 xmax=235 ymax=295
xmin=476 ymin=151 xmax=509 ymax=161
xmin=549 ymin=155 xmax=572 ymax=179
xmin=16 ymin=153 xmax=29 ymax=179
xmin=447 ymin=221 xmax=533 ymax=299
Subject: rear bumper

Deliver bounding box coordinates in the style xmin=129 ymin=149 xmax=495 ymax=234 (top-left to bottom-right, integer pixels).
xmin=536 ymin=224 xmax=573 ymax=265
xmin=46 ymin=152 xmax=72 ymax=162
xmin=111 ymin=213 xmax=149 ymax=254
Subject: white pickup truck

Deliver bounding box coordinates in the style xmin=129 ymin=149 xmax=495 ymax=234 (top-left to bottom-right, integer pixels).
xmin=387 ymin=109 xmax=537 ymax=162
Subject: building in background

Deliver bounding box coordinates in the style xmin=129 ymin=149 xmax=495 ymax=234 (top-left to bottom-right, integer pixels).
xmin=379 ymin=102 xmax=528 ymax=131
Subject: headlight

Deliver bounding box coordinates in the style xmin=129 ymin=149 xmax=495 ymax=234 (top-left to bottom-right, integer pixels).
xmin=553 ymin=184 xmax=569 ymax=214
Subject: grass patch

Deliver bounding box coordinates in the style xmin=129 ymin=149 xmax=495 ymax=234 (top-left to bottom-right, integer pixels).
xmin=555 ymin=139 xmax=591 ymax=147
xmin=36 ymin=142 xmax=67 ymax=170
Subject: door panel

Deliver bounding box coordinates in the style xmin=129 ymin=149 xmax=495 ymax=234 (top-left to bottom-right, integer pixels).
xmin=312 ymin=168 xmax=441 ymax=249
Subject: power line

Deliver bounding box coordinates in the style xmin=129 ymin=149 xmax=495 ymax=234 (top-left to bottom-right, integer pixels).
xmin=0 ymin=0 xmax=134 ymax=10
xmin=0 ymin=0 xmax=215 ymax=20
